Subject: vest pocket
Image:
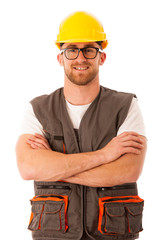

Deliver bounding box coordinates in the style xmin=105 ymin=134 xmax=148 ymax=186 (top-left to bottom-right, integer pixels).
xmin=98 ymin=195 xmax=144 ymax=235
xmin=126 ymin=204 xmax=144 ymax=233
xmin=28 ymin=194 xmax=68 ymax=232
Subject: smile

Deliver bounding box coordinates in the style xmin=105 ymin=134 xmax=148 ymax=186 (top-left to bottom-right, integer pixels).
xmin=73 ymin=66 xmax=89 ymax=70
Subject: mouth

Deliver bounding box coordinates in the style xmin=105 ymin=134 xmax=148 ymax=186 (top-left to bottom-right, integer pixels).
xmin=73 ymin=66 xmax=89 ymax=71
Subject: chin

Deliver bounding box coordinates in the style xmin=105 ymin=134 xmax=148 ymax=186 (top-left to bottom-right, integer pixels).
xmin=70 ymin=78 xmax=95 ymax=86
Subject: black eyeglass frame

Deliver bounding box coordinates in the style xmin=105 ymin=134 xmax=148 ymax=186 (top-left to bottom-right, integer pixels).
xmin=60 ymin=47 xmax=103 ymax=60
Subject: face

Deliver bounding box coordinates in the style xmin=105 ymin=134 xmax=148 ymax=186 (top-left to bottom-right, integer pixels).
xmin=57 ymin=42 xmax=106 ymax=86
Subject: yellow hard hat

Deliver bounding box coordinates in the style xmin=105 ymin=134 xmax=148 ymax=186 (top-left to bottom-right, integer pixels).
xmin=55 ymin=11 xmax=108 ymax=49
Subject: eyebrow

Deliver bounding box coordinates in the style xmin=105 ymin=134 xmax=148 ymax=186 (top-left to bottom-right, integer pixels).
xmin=67 ymin=44 xmax=77 ymax=47
xmin=64 ymin=44 xmax=78 ymax=48
xmin=64 ymin=44 xmax=97 ymax=48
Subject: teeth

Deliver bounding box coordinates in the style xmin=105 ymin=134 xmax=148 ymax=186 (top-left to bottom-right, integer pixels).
xmin=74 ymin=67 xmax=88 ymax=70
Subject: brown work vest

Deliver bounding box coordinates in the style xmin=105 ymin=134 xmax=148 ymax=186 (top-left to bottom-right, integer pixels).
xmin=28 ymin=86 xmax=144 ymax=240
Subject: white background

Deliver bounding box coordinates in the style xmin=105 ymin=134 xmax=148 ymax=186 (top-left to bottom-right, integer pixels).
xmin=0 ymin=0 xmax=159 ymax=239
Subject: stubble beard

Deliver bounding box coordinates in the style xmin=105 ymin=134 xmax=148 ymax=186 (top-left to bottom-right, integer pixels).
xmin=64 ymin=64 xmax=99 ymax=86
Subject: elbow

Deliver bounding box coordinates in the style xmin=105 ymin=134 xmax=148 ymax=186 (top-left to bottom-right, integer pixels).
xmin=17 ymin=161 xmax=35 ymax=180
xmin=16 ymin=135 xmax=38 ymax=180
xmin=128 ymin=173 xmax=139 ymax=183
xmin=127 ymin=166 xmax=143 ymax=183
xmin=16 ymin=155 xmax=35 ymax=180
xmin=126 ymin=143 xmax=147 ymax=183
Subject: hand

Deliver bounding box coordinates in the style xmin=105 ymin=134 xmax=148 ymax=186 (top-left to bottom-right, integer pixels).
xmin=101 ymin=132 xmax=145 ymax=163
xmin=26 ymin=133 xmax=52 ymax=150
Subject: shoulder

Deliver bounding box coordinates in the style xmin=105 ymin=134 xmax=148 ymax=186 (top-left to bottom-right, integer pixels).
xmin=30 ymin=88 xmax=62 ymax=106
xmin=20 ymin=102 xmax=44 ymax=136
xmin=100 ymin=86 xmax=137 ymax=130
xmin=100 ymin=86 xmax=136 ymax=109
xmin=30 ymin=88 xmax=63 ymax=113
xmin=117 ymin=97 xmax=146 ymax=137
xmin=29 ymin=88 xmax=63 ymax=124
xmin=101 ymin=86 xmax=136 ymax=100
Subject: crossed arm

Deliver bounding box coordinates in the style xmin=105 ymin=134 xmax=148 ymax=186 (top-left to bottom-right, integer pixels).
xmin=16 ymin=132 xmax=147 ymax=187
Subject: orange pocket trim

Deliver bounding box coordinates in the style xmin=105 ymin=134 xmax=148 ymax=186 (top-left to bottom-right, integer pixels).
xmin=28 ymin=212 xmax=34 ymax=226
xmin=98 ymin=195 xmax=144 ymax=234
xmin=29 ymin=194 xmax=68 ymax=231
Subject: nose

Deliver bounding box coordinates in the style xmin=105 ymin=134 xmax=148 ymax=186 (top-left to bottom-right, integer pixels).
xmin=76 ymin=49 xmax=87 ymax=61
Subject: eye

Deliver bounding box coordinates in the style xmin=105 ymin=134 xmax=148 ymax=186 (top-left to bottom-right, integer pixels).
xmin=67 ymin=49 xmax=77 ymax=53
xmin=85 ymin=48 xmax=95 ymax=53
xmin=86 ymin=48 xmax=91 ymax=52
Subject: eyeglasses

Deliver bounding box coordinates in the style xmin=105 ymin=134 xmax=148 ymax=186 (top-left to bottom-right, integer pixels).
xmin=61 ymin=47 xmax=103 ymax=60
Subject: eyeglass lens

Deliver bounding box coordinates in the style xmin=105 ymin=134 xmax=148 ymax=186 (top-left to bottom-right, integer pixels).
xmin=65 ymin=48 xmax=98 ymax=59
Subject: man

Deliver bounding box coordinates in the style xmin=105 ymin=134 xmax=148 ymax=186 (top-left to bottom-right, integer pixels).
xmin=16 ymin=11 xmax=147 ymax=240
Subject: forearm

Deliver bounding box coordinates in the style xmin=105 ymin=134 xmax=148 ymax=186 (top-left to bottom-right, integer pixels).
xmin=16 ymin=134 xmax=105 ymax=181
xmin=62 ymin=155 xmax=136 ymax=187
xmin=17 ymin=132 xmax=145 ymax=183
xmin=62 ymin=142 xmax=147 ymax=187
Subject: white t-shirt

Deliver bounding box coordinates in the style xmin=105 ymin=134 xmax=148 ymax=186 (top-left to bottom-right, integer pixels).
xmin=20 ymin=97 xmax=146 ymax=137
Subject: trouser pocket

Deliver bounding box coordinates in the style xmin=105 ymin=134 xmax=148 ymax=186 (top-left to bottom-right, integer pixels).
xmin=98 ymin=195 xmax=144 ymax=235
xmin=28 ymin=194 xmax=68 ymax=232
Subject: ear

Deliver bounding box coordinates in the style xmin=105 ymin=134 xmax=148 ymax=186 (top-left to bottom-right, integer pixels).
xmin=99 ymin=52 xmax=106 ymax=66
xmin=57 ymin=54 xmax=64 ymax=66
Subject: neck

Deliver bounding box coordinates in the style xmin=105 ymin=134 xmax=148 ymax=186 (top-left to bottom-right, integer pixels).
xmin=63 ymin=78 xmax=100 ymax=106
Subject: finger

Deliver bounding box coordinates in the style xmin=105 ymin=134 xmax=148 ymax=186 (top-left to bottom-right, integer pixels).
xmin=27 ymin=141 xmax=41 ymax=149
xmin=30 ymin=143 xmax=40 ymax=149
xmin=33 ymin=134 xmax=49 ymax=144
xmin=35 ymin=133 xmax=47 ymax=141
xmin=119 ymin=134 xmax=144 ymax=144
xmin=28 ymin=136 xmax=51 ymax=150
xmin=27 ymin=139 xmax=48 ymax=150
xmin=28 ymin=134 xmax=46 ymax=142
xmin=121 ymin=147 xmax=142 ymax=155
xmin=122 ymin=140 xmax=144 ymax=149
xmin=34 ymin=134 xmax=51 ymax=149
xmin=118 ymin=132 xmax=139 ymax=139
xmin=30 ymin=141 xmax=46 ymax=149
xmin=122 ymin=136 xmax=144 ymax=144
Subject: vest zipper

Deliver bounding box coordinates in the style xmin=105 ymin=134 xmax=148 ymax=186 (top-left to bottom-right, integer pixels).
xmin=97 ymin=183 xmax=136 ymax=191
xmin=37 ymin=185 xmax=71 ymax=190
xmin=77 ymin=131 xmax=86 ymax=239
xmin=102 ymin=196 xmax=136 ymax=202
